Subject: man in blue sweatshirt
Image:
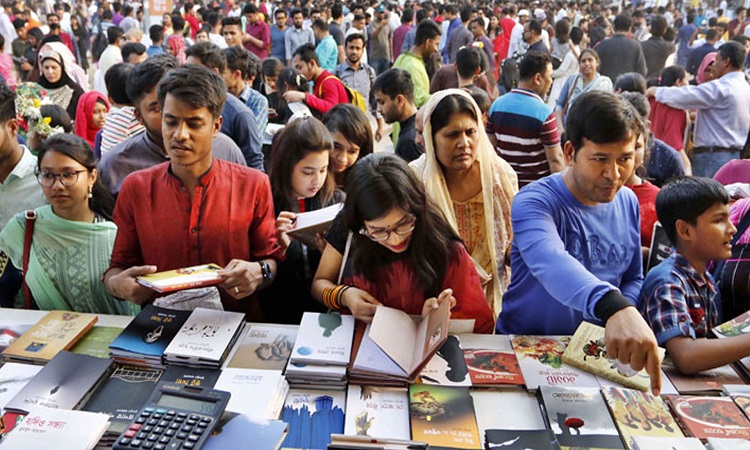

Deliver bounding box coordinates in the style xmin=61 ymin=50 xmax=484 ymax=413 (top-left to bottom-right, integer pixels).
xmin=497 ymin=90 xmax=662 ymax=395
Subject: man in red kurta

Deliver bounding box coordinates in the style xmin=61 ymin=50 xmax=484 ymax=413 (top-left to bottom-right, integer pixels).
xmin=283 ymin=43 xmax=349 ymax=115
xmin=104 ymin=65 xmax=282 ymax=320
xmin=242 ymin=3 xmax=270 ymax=59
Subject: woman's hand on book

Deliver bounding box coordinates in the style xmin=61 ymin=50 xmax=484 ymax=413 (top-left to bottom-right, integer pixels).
xmin=276 ymin=212 xmax=297 ymax=252
xmin=340 ymin=287 xmax=381 ymax=323
xmin=422 ymin=289 xmax=456 ymax=317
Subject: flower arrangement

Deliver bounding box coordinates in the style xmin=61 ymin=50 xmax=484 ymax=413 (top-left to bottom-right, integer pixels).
xmin=14 ymin=82 xmax=66 ymax=139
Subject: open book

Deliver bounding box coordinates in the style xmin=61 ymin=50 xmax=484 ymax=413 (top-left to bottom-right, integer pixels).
xmin=352 ymin=300 xmax=450 ymax=383
xmin=287 ymin=203 xmax=343 ymax=248
xmin=136 ymin=263 xmax=223 ymax=294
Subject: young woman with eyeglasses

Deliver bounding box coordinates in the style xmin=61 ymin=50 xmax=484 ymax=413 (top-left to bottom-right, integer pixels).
xmin=0 ymin=134 xmax=138 ymax=314
xmin=311 ymin=153 xmax=494 ymax=333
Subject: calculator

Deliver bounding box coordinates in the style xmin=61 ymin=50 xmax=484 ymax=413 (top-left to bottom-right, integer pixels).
xmin=113 ymin=382 xmax=231 ymax=450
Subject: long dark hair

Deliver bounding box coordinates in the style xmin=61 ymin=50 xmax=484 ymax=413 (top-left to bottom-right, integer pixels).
xmin=322 ymin=104 xmax=373 ymax=187
xmin=36 ymin=134 xmax=115 ymax=220
xmin=344 ymin=153 xmax=462 ymax=298
xmin=270 ymin=117 xmax=336 ymax=213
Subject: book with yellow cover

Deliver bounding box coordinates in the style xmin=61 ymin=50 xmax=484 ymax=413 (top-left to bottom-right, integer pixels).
xmin=409 ymin=384 xmax=481 ymax=449
xmin=136 ymin=263 xmax=223 ymax=293
xmin=2 ymin=311 xmax=98 ymax=364
xmin=562 ymin=321 xmax=662 ymax=391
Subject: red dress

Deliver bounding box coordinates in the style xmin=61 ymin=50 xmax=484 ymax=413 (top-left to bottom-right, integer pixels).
xmin=649 ymin=97 xmax=688 ymax=152
xmin=627 ymin=181 xmax=660 ymax=248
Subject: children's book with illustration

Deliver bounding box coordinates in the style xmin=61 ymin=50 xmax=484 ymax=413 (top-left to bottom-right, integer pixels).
xmin=666 ymin=395 xmax=750 ymax=439
xmin=280 ymin=388 xmax=346 ymax=450
xmin=344 ymin=385 xmax=410 ymax=440
xmin=227 ymin=323 xmax=298 ymax=370
xmin=538 ymin=386 xmax=625 ymax=449
xmin=460 ymin=334 xmax=524 ymax=386
xmin=562 ymin=321 xmax=661 ymax=391
xmin=601 ymin=386 xmax=684 ymax=450
xmin=290 ymin=312 xmax=355 ymax=366
xmin=136 ymin=263 xmax=223 ymax=293
xmin=2 ymin=310 xmax=98 ymax=364
xmin=408 ymin=384 xmax=481 ymax=450
xmin=511 ymin=335 xmax=600 ymax=391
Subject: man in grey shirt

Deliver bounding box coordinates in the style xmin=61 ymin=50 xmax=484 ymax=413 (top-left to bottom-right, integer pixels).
xmin=285 ymin=8 xmax=315 ymax=66
xmin=98 ymin=55 xmax=245 ymax=195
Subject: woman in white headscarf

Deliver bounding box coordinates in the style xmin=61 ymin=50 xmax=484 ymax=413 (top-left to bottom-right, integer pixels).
xmin=37 ymin=41 xmax=88 ymax=121
xmin=411 ymin=89 xmax=518 ymax=319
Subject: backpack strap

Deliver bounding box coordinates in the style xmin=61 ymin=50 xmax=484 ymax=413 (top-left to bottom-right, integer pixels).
xmin=22 ymin=210 xmax=36 ymax=309
xmin=318 ymin=75 xmax=338 ymax=97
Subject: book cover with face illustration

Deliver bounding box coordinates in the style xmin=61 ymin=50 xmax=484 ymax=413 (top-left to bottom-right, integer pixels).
xmin=227 ymin=324 xmax=298 ymax=371
xmin=408 ymin=384 xmax=480 ymax=449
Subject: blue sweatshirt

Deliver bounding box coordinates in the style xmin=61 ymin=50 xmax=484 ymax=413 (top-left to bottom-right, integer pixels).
xmin=496 ymin=173 xmax=643 ymax=335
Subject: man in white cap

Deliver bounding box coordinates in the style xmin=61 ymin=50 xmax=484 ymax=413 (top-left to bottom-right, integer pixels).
xmin=508 ymin=8 xmax=530 ymax=58
xmin=533 ymin=8 xmax=551 ymax=50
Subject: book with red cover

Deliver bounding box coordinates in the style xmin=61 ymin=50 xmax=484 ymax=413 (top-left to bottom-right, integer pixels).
xmin=666 ymin=395 xmax=750 ymax=439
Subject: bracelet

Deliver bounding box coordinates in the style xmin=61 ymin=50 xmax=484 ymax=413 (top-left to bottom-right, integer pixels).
xmin=322 ymin=285 xmax=348 ymax=311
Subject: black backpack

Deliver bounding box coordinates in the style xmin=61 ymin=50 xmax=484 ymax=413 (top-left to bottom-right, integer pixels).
xmin=91 ymin=23 xmax=107 ymax=62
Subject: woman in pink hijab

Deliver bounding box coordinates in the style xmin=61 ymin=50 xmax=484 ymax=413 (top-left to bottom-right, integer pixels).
xmin=696 ymin=52 xmax=718 ymax=84
xmin=165 ymin=35 xmax=186 ymax=65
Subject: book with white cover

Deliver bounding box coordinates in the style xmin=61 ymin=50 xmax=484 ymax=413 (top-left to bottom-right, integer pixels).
xmin=511 ymin=335 xmax=599 ymax=391
xmin=0 ymin=363 xmax=43 ymax=410
xmin=213 ymin=368 xmax=289 ymax=421
xmin=470 ymin=389 xmax=546 ymax=448
xmin=287 ymin=203 xmax=343 ymax=248
xmin=344 ymin=385 xmax=410 ymax=439
xmin=0 ymin=406 xmax=110 ymax=450
xmin=632 ymin=436 xmax=706 ymax=450
xmin=290 ymin=313 xmax=355 ymax=366
xmin=706 ymin=438 xmax=750 ymax=450
xmin=163 ymin=308 xmax=245 ymax=367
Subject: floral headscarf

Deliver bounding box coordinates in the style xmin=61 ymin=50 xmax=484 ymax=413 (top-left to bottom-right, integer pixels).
xmin=37 ymin=42 xmax=89 ymax=91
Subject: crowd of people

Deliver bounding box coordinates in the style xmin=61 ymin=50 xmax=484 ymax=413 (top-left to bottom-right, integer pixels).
xmin=1 ymin=0 xmax=750 ymax=394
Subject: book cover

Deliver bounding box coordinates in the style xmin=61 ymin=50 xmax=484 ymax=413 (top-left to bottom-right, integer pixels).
xmin=2 ymin=311 xmax=97 ymax=363
xmin=632 ymin=436 xmax=706 ymax=450
xmin=290 ymin=312 xmax=355 ymax=366
xmin=409 ymin=384 xmax=481 ymax=450
xmin=662 ymin=358 xmax=743 ymax=395
xmin=163 ymin=308 xmax=245 ymax=365
xmin=160 ymin=365 xmax=220 ymax=388
xmin=562 ymin=321 xmax=658 ymax=391
xmin=539 ymin=386 xmax=625 ymax=449
xmin=470 ymin=389 xmax=546 ymax=443
xmin=70 ymin=326 xmax=124 ymax=359
xmin=484 ymin=429 xmax=560 ymax=450
xmin=351 ymin=323 xmax=411 ymax=381
xmin=460 ymin=334 xmax=524 ymax=386
xmin=511 ymin=335 xmax=600 ymax=391
xmin=419 ymin=335 xmax=472 ymax=386
xmin=227 ymin=323 xmax=298 ymax=370
xmin=287 ymin=203 xmax=343 ymax=248
xmin=109 ymin=304 xmax=191 ymax=358
xmin=344 ymin=385 xmax=410 ymax=440
xmin=601 ymin=386 xmax=684 ymax=450
xmin=213 ymin=368 xmax=288 ymax=421
xmin=81 ymin=366 xmax=163 ymax=434
xmin=0 ymin=323 xmax=32 ymax=353
xmin=4 ymin=351 xmax=113 ymax=414
xmin=712 ymin=310 xmax=750 ymax=339
xmin=667 ymin=395 xmax=750 ymax=439
xmin=706 ymin=437 xmax=750 ymax=450
xmin=281 ymin=389 xmax=346 ymax=450
xmin=0 ymin=407 xmax=110 ymax=450
xmin=0 ymin=363 xmax=43 ymax=410
xmin=731 ymin=394 xmax=750 ymax=422
xmin=202 ymin=414 xmax=287 ymax=450
xmin=646 ymin=222 xmax=672 ymax=272
xmin=136 ymin=263 xmax=223 ymax=293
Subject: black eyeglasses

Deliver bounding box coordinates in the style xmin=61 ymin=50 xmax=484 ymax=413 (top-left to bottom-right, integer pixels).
xmin=36 ymin=170 xmax=87 ymax=188
xmin=359 ymin=214 xmax=417 ymax=241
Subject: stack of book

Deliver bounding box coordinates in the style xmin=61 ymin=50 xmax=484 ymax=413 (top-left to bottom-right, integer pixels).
xmin=213 ymin=368 xmax=289 ymax=421
xmin=285 ymin=312 xmax=354 ymax=389
xmin=108 ymin=305 xmax=191 ymax=369
xmin=0 ymin=406 xmax=110 ymax=450
xmin=226 ymin=323 xmax=298 ymax=370
xmin=1 ymin=310 xmax=98 ymax=365
xmin=163 ymin=308 xmax=246 ymax=369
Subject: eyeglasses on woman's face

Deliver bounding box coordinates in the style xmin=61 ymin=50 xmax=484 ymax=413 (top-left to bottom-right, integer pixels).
xmin=36 ymin=170 xmax=87 ymax=188
xmin=360 ymin=214 xmax=417 ymax=241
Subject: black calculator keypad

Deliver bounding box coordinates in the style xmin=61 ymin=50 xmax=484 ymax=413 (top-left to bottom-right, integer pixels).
xmin=115 ymin=408 xmax=215 ymax=450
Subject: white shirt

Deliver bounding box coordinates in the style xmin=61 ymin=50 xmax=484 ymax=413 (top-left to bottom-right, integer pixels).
xmin=0 ymin=146 xmax=45 ymax=230
xmin=209 ymin=33 xmax=228 ymax=49
xmin=509 ymin=22 xmax=526 ymax=58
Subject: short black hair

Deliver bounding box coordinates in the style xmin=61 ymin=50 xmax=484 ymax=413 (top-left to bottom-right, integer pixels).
xmin=157 ymin=64 xmax=227 ymax=119
xmin=526 ymin=18 xmax=542 ymax=35
xmin=149 ymin=24 xmax=164 ymax=42
xmin=121 ymin=42 xmax=146 ymax=61
xmin=126 ymin=54 xmax=179 ymax=106
xmin=459 ymin=5 xmax=472 ymax=22
xmin=223 ymin=45 xmax=253 ymax=78
xmin=414 ymin=19 xmax=440 ymax=46
xmin=615 ymin=72 xmax=647 ymax=94
xmin=719 ymin=41 xmax=747 ymax=68
xmin=373 ymin=68 xmax=414 ymax=103
xmin=205 ymin=11 xmax=220 ymax=28
xmin=518 ymin=51 xmax=551 ymax=81
xmin=107 ymin=26 xmax=124 ymax=45
xmin=463 ymin=85 xmax=490 ymax=115
xmin=565 ymin=90 xmax=643 ymax=154
xmin=456 ymin=46 xmax=483 ymax=79
xmin=613 ymin=13 xmax=632 ymax=31
xmin=171 ymin=13 xmax=185 ymax=33
xmin=102 ymin=9 xmax=113 ymax=20
xmin=401 ymin=8 xmax=414 ymax=23
xmin=331 ymin=3 xmax=343 ymax=19
xmin=222 ymin=16 xmax=242 ymax=27
xmin=185 ymin=41 xmax=226 ymax=72
xmin=656 ymin=177 xmax=730 ymax=244
xmin=0 ymin=83 xmax=15 ymax=122
xmin=705 ymin=28 xmax=719 ymax=41
xmin=345 ymin=32 xmax=365 ymax=47
xmin=650 ymin=14 xmax=667 ymax=37
xmin=105 ymin=63 xmax=135 ymax=104
xmin=313 ymin=18 xmax=328 ymax=31
xmin=293 ymin=43 xmax=319 ymax=65
xmin=122 ymin=3 xmax=133 ymax=16
xmin=243 ymin=3 xmax=258 ymax=14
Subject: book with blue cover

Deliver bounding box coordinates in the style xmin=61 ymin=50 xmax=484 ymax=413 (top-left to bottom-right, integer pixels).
xmin=108 ymin=305 xmax=191 ymax=368
xmin=203 ymin=414 xmax=287 ymax=450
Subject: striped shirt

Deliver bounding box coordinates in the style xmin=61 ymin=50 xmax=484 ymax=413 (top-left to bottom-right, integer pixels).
xmin=100 ymin=106 xmax=145 ymax=156
xmin=487 ymin=88 xmax=559 ymax=187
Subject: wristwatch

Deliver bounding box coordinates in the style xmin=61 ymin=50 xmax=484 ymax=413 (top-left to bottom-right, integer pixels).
xmin=258 ymin=260 xmax=273 ymax=288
